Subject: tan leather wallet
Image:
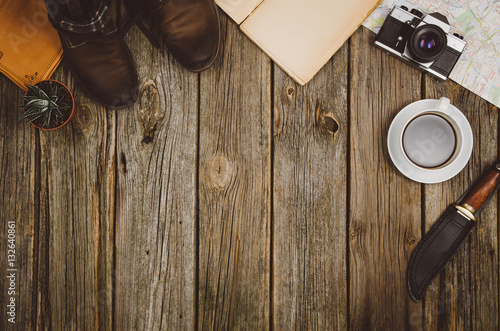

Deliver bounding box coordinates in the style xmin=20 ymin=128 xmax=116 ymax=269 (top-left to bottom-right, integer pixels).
xmin=0 ymin=0 xmax=63 ymax=91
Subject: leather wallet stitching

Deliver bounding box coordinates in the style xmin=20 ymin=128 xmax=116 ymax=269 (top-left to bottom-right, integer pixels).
xmin=40 ymin=47 xmax=63 ymax=78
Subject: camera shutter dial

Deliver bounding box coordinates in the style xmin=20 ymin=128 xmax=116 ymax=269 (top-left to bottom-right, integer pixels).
xmin=410 ymin=9 xmax=424 ymax=18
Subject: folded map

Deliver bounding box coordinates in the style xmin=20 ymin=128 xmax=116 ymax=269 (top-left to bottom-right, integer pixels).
xmin=363 ymin=0 xmax=500 ymax=107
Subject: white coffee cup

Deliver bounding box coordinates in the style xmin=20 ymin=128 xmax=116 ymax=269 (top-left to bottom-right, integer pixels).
xmin=387 ymin=97 xmax=473 ymax=183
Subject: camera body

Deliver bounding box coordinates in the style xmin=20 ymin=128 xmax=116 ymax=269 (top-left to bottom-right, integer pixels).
xmin=374 ymin=6 xmax=466 ymax=80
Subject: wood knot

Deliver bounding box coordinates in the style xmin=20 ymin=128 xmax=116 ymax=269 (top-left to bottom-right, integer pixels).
xmin=209 ymin=155 xmax=233 ymax=190
xmin=120 ymin=153 xmax=127 ymax=174
xmin=320 ymin=115 xmax=339 ymax=134
xmin=315 ymin=101 xmax=338 ymax=134
xmin=350 ymin=228 xmax=360 ymax=240
xmin=138 ymin=79 xmax=164 ymax=145
xmin=280 ymin=80 xmax=297 ymax=105
xmin=73 ymin=104 xmax=94 ymax=130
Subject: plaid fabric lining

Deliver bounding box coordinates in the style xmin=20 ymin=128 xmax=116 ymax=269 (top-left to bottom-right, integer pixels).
xmin=51 ymin=2 xmax=111 ymax=33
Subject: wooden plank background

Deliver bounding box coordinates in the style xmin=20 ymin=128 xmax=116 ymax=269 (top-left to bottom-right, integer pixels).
xmin=0 ymin=7 xmax=498 ymax=330
xmin=198 ymin=15 xmax=271 ymax=330
xmin=273 ymin=41 xmax=348 ymax=330
xmin=349 ymin=27 xmax=423 ymax=330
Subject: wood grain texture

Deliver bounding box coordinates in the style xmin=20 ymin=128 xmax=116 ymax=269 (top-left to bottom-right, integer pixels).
xmin=113 ymin=24 xmax=198 ymax=330
xmin=423 ymin=77 xmax=498 ymax=330
xmin=1 ymin=18 xmax=500 ymax=330
xmin=0 ymin=77 xmax=38 ymax=330
xmin=37 ymin=67 xmax=115 ymax=330
xmin=272 ymin=44 xmax=348 ymax=330
xmin=349 ymin=27 xmax=423 ymax=329
xmin=198 ymin=15 xmax=272 ymax=330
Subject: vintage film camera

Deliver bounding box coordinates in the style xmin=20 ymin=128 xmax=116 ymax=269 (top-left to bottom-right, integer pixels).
xmin=374 ymin=6 xmax=466 ymax=80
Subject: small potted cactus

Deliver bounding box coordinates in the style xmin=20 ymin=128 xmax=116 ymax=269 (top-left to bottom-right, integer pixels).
xmin=19 ymin=80 xmax=75 ymax=130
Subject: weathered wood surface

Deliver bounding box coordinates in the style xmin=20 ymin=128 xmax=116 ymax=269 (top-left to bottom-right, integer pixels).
xmin=113 ymin=19 xmax=198 ymax=331
xmin=1 ymin=14 xmax=499 ymax=330
xmin=37 ymin=68 xmax=115 ymax=330
xmin=273 ymin=43 xmax=348 ymax=330
xmin=0 ymin=75 xmax=38 ymax=330
xmin=349 ymin=27 xmax=423 ymax=329
xmin=198 ymin=15 xmax=271 ymax=330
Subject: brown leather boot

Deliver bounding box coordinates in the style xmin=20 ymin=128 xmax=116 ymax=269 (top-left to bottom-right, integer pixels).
xmin=130 ymin=0 xmax=221 ymax=72
xmin=53 ymin=21 xmax=139 ymax=109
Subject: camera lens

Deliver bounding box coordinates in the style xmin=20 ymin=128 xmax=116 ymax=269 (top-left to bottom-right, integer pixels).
xmin=419 ymin=34 xmax=437 ymax=50
xmin=408 ymin=25 xmax=447 ymax=62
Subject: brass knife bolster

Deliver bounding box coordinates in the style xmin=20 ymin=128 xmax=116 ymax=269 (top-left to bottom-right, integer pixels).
xmin=453 ymin=203 xmax=477 ymax=222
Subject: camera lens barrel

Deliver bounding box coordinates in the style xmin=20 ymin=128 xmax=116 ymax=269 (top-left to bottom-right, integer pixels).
xmin=408 ymin=24 xmax=447 ymax=63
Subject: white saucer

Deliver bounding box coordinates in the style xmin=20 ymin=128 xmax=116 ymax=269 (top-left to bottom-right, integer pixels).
xmin=387 ymin=99 xmax=473 ymax=184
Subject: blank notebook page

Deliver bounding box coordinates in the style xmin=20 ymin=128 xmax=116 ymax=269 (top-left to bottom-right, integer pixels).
xmin=215 ymin=0 xmax=264 ymax=24
xmin=241 ymin=0 xmax=380 ymax=84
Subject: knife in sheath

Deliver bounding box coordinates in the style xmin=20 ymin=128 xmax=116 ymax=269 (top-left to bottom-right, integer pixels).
xmin=407 ymin=161 xmax=500 ymax=302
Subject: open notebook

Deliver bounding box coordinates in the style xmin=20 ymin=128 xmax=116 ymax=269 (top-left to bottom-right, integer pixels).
xmin=215 ymin=0 xmax=382 ymax=85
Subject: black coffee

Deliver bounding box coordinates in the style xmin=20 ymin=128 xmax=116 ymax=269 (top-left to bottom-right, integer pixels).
xmin=402 ymin=114 xmax=457 ymax=168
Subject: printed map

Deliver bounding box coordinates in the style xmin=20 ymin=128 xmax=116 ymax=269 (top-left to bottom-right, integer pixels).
xmin=363 ymin=0 xmax=500 ymax=107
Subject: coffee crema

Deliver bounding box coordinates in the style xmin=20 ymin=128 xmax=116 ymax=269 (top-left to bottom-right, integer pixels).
xmin=402 ymin=114 xmax=457 ymax=168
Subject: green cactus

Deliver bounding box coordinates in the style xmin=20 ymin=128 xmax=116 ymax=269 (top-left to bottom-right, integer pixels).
xmin=19 ymin=82 xmax=70 ymax=129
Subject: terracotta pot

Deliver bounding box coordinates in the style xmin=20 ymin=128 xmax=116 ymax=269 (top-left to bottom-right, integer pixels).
xmin=23 ymin=79 xmax=76 ymax=130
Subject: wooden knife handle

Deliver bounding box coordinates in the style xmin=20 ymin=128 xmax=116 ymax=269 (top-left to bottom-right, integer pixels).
xmin=462 ymin=163 xmax=500 ymax=212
